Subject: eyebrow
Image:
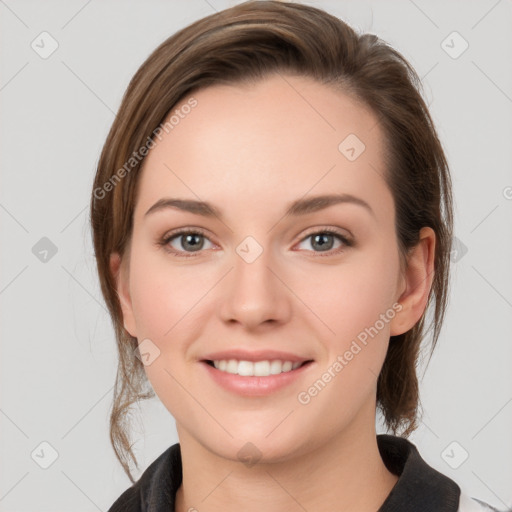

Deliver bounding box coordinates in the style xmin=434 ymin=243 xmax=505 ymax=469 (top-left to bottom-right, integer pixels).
xmin=144 ymin=193 xmax=375 ymax=220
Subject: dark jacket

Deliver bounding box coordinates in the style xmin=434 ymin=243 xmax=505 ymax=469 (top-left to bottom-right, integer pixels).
xmin=107 ymin=434 xmax=499 ymax=511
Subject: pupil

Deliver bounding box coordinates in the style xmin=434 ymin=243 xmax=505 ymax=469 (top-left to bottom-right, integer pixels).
xmin=183 ymin=234 xmax=203 ymax=251
xmin=314 ymin=233 xmax=333 ymax=251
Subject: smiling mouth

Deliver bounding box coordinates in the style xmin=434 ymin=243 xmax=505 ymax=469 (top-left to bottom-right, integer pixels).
xmin=203 ymin=359 xmax=313 ymax=377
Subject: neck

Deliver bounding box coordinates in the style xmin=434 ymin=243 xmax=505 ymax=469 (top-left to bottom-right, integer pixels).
xmin=175 ymin=407 xmax=398 ymax=511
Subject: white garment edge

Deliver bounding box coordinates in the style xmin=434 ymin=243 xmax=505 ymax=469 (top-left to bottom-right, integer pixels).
xmin=457 ymin=491 xmax=501 ymax=512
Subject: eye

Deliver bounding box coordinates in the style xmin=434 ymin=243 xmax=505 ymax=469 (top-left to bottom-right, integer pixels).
xmin=295 ymin=228 xmax=353 ymax=256
xmin=159 ymin=228 xmax=215 ymax=257
xmin=158 ymin=227 xmax=353 ymax=258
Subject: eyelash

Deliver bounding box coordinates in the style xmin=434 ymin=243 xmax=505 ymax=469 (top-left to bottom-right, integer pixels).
xmin=157 ymin=227 xmax=354 ymax=259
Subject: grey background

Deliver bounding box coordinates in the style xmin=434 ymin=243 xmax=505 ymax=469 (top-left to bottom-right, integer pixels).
xmin=1 ymin=0 xmax=511 ymax=510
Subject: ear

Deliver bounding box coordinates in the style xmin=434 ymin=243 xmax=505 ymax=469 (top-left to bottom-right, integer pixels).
xmin=109 ymin=252 xmax=138 ymax=338
xmin=390 ymin=227 xmax=436 ymax=336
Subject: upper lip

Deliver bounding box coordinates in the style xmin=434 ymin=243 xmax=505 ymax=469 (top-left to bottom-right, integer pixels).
xmin=201 ymin=349 xmax=313 ymax=363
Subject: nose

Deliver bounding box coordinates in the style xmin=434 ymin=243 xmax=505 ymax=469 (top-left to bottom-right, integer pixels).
xmin=219 ymin=242 xmax=292 ymax=330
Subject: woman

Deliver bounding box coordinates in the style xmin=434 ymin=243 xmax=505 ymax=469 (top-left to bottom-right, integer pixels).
xmin=90 ymin=1 xmax=500 ymax=510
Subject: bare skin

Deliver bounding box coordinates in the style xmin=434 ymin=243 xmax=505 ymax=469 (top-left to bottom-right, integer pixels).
xmin=110 ymin=73 xmax=435 ymax=512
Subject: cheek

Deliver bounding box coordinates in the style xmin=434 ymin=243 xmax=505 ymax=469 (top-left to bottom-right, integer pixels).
xmin=295 ymin=248 xmax=400 ymax=349
xmin=127 ymin=248 xmax=214 ymax=384
xmin=128 ymin=247 xmax=203 ymax=338
xmin=131 ymin=278 xmax=171 ymax=338
xmin=294 ymin=260 xmax=397 ymax=429
xmin=127 ymin=251 xmax=202 ymax=415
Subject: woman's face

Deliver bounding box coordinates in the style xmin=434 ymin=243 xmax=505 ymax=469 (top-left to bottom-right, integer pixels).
xmin=112 ymin=73 xmax=422 ymax=463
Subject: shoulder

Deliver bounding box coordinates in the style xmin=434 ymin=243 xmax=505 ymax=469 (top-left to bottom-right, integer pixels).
xmin=377 ymin=435 xmax=502 ymax=512
xmin=457 ymin=491 xmax=502 ymax=512
xmin=107 ymin=443 xmax=182 ymax=512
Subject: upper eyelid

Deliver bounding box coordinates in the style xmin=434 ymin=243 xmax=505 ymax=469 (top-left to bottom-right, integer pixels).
xmin=164 ymin=227 xmax=213 ymax=243
xmin=299 ymin=226 xmax=351 ymax=239
xmin=163 ymin=226 xmax=350 ymax=240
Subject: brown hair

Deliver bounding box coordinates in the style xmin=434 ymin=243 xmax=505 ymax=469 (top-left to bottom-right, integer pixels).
xmin=90 ymin=0 xmax=453 ymax=483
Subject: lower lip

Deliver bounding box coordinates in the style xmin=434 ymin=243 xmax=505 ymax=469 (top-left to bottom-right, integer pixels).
xmin=201 ymin=361 xmax=314 ymax=396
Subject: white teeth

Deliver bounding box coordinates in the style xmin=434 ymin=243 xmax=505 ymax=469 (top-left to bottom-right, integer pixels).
xmin=226 ymin=359 xmax=238 ymax=374
xmin=270 ymin=360 xmax=282 ymax=375
xmin=254 ymin=360 xmax=270 ymax=376
xmin=237 ymin=360 xmax=254 ymax=376
xmin=212 ymin=359 xmax=303 ymax=377
xmin=282 ymin=361 xmax=293 ymax=372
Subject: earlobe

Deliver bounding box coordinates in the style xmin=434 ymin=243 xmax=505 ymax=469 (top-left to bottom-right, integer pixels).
xmin=109 ymin=252 xmax=138 ymax=338
xmin=389 ymin=227 xmax=436 ymax=337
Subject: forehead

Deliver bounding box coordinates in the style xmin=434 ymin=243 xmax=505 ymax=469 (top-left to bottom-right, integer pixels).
xmin=135 ymin=73 xmax=391 ymax=222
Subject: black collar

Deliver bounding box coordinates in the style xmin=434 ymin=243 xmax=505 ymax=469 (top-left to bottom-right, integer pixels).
xmin=377 ymin=434 xmax=460 ymax=511
xmin=108 ymin=434 xmax=461 ymax=511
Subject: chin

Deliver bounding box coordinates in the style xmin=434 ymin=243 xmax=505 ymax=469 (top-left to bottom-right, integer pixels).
xmin=198 ymin=424 xmax=311 ymax=466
